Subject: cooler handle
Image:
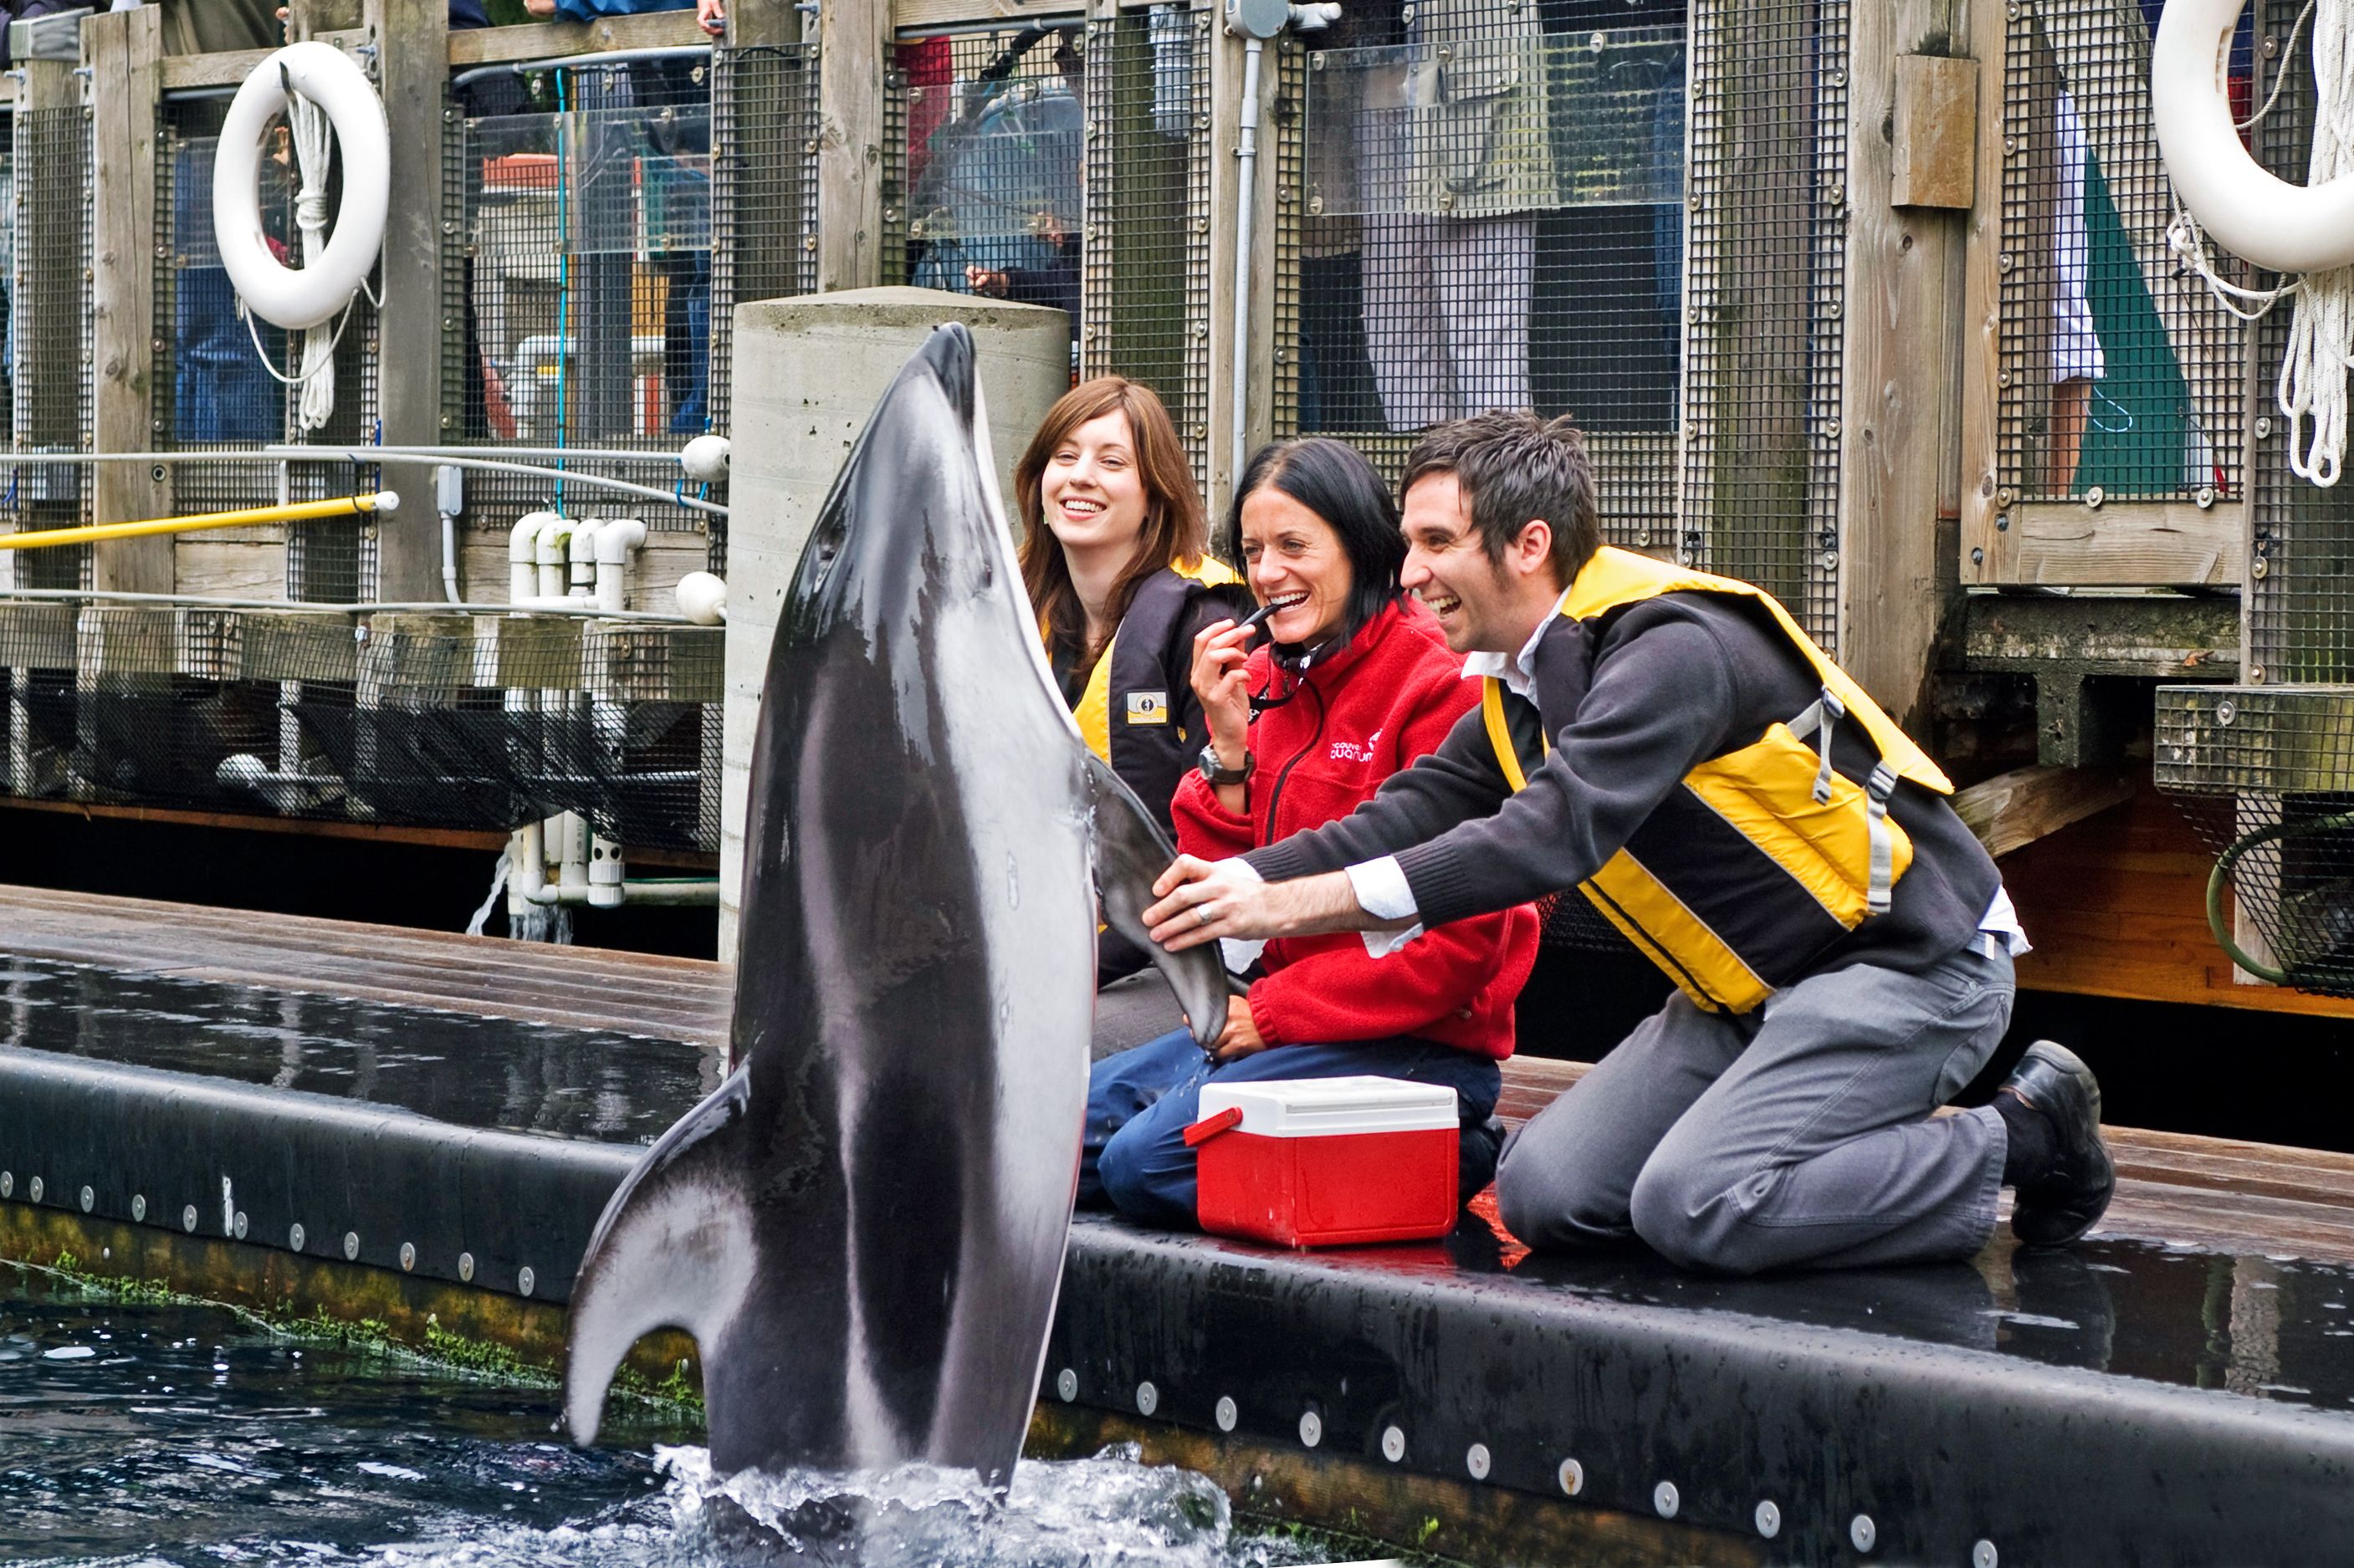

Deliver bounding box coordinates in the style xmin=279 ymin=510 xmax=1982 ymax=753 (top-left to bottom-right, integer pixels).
xmin=1182 ymin=1105 xmax=1244 ymax=1147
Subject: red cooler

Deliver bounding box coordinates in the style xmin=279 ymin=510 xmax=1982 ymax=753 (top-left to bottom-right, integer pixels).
xmin=1185 ymin=1075 xmax=1461 ymax=1247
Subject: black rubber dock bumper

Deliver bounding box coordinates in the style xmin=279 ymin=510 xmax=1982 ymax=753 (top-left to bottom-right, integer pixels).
xmin=1045 ymin=1216 xmax=2354 ymax=1564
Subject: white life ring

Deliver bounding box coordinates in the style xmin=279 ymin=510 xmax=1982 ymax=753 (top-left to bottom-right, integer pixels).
xmin=211 ymin=41 xmax=391 ymax=332
xmin=2153 ymin=0 xmax=2354 ymax=274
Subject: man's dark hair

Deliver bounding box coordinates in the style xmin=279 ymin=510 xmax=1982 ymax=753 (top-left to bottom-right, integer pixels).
xmin=1400 ymin=411 xmax=1599 ymax=586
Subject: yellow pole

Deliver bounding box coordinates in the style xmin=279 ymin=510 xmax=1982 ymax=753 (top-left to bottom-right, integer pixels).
xmin=0 ymin=490 xmax=400 ymax=552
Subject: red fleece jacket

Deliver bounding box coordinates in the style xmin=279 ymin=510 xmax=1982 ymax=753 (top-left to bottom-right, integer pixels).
xmin=1171 ymin=599 xmax=1537 ymax=1060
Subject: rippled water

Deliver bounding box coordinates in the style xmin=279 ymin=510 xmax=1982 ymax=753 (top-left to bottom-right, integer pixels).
xmin=0 ymin=1267 xmax=1340 ymax=1567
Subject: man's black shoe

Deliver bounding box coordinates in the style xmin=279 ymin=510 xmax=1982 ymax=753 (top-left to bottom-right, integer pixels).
xmin=2002 ymin=1041 xmax=2115 ymax=1249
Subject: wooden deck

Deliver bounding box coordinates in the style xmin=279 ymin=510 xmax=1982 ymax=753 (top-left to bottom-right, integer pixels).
xmin=7 ymin=881 xmax=2353 ymax=1264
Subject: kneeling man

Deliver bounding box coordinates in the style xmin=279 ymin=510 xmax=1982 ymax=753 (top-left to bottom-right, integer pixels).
xmin=1145 ymin=412 xmax=2112 ymax=1273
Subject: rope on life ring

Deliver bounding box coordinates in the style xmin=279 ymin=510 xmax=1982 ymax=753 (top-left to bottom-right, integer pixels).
xmin=2156 ymin=0 xmax=2354 ymax=483
xmin=212 ymin=42 xmax=390 ymax=432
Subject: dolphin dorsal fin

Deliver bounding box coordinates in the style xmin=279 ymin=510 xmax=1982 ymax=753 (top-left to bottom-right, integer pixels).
xmin=1084 ymin=755 xmax=1231 ymax=1050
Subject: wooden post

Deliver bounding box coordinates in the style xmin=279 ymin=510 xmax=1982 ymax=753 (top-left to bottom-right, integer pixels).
xmin=84 ymin=7 xmax=170 ymax=593
xmin=1836 ymin=0 xmax=1969 ymax=726
xmin=815 ymin=0 xmax=888 ymax=291
xmin=726 ymin=0 xmax=800 ymax=46
xmin=366 ymin=0 xmax=450 ymax=601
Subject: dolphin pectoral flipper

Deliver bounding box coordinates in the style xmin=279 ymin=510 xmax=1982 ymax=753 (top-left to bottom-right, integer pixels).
xmin=562 ymin=1068 xmax=760 ymax=1449
xmin=1085 ymin=753 xmax=1230 ymax=1050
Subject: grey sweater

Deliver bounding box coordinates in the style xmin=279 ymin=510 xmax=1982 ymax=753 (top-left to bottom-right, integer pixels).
xmin=1245 ymin=592 xmax=2001 ymax=979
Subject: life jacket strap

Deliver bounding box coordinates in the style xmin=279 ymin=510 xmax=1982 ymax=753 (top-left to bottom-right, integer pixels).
xmin=1865 ymin=760 xmax=1900 ymax=916
xmin=1789 ymin=684 xmax=1846 ymax=805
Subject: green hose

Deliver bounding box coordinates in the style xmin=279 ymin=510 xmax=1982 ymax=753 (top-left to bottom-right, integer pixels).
xmin=2205 ymin=809 xmax=2354 ymax=984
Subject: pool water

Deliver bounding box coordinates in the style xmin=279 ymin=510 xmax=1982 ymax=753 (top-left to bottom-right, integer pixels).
xmin=0 ymin=1266 xmax=1338 ymax=1568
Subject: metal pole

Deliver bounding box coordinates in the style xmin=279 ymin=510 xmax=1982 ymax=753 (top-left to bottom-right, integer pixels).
xmin=0 ymin=492 xmax=397 ymax=552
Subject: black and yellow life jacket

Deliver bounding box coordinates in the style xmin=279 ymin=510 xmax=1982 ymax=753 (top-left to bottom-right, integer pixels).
xmin=1050 ymin=554 xmax=1248 ymax=836
xmin=1485 ymin=546 xmax=1953 ymax=1014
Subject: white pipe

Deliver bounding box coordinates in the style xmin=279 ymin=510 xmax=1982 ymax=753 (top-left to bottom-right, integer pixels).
xmin=590 ymin=828 xmax=623 ymax=910
xmin=0 ymin=586 xmax=697 ymax=622
xmin=1228 ymin=34 xmax=1266 ymax=493
xmin=535 ymin=517 xmax=575 ymax=600
xmin=436 ymin=463 xmax=464 ymax=605
xmin=567 ymin=517 xmax=606 ymax=596
xmin=592 ymin=518 xmax=647 ymax=613
xmin=514 ymin=820 xmax=549 ymax=904
xmin=525 ymin=877 xmax=721 ymax=908
xmin=509 ymin=511 xmax=558 ymax=602
xmin=556 ymin=810 xmax=591 ymax=901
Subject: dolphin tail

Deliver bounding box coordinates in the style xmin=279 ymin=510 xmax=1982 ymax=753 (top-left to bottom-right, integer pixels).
xmin=1085 ymin=753 xmax=1231 ymax=1049
xmin=563 ymin=1067 xmax=760 ymax=1447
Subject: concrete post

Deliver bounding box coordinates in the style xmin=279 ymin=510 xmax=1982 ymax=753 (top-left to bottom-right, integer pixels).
xmin=719 ymin=288 xmax=1072 ymax=959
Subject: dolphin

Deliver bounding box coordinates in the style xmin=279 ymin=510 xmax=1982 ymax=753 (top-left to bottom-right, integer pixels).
xmin=561 ymin=324 xmax=1229 ymax=1488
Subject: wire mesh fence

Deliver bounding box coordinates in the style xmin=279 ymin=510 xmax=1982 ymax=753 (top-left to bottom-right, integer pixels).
xmin=890 ymin=23 xmax=1087 ymax=360
xmin=2245 ymin=0 xmax=2354 ymax=685
xmin=0 ymin=602 xmax=722 ymax=850
xmin=1082 ymin=3 xmax=1213 ymax=495
xmin=1281 ymin=6 xmax=1684 ymax=558
xmin=9 ymin=104 xmax=93 ymax=594
xmin=1681 ymin=0 xmax=1843 ymax=647
xmin=452 ymin=48 xmax=810 ymax=575
xmin=1995 ymin=0 xmax=2244 ymax=511
xmin=2157 ymin=686 xmax=2354 ymax=997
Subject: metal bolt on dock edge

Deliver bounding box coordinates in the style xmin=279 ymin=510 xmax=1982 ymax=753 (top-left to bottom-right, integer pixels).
xmin=289 ymin=1223 xmax=305 ymax=1251
xmin=1466 ymin=1443 xmax=1490 ymax=1480
xmin=1754 ymin=1500 xmax=1781 ymax=1538
xmin=1298 ymin=1411 xmax=1322 ymax=1448
xmin=132 ymin=1194 xmax=146 ymax=1222
xmin=1380 ymin=1425 xmax=1404 ymax=1462
xmin=182 ymin=1205 xmax=198 ymax=1233
xmin=1135 ymin=1381 xmax=1157 ymax=1416
xmin=343 ymin=1231 xmax=360 ymax=1261
xmin=519 ymin=1267 xmax=537 ymax=1298
xmin=28 ymin=1177 xmax=42 ymax=1203
xmin=78 ymin=1186 xmax=92 ymax=1213
xmin=1557 ymin=1458 xmax=1584 ymax=1496
xmin=1215 ymin=1396 xmax=1237 ymax=1431
xmin=1653 ymin=1480 xmax=1679 ymax=1519
xmin=233 ymin=1211 xmax=248 ymax=1240
xmin=458 ymin=1252 xmax=475 ymax=1284
xmin=400 ymin=1243 xmax=417 ymax=1273
xmin=1055 ymin=1368 xmax=1077 ymax=1402
xmin=1850 ymin=1514 xmax=1876 ymax=1552
xmin=0 ymin=1172 xmax=10 ymax=1198
xmin=1973 ymin=1540 xmax=1999 ymax=1568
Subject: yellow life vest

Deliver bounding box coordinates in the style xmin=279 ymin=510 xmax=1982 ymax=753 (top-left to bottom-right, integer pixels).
xmin=1060 ymin=554 xmax=1243 ymax=764
xmin=1484 ymin=547 xmax=1953 ymax=1014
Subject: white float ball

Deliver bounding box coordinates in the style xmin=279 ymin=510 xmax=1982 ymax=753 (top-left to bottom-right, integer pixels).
xmin=674 ymin=572 xmax=728 ymax=626
xmin=680 ymin=435 xmax=732 ymax=484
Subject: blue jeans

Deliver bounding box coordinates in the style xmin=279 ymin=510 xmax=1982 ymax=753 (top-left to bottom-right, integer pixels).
xmin=1080 ymin=1029 xmax=1505 ymax=1229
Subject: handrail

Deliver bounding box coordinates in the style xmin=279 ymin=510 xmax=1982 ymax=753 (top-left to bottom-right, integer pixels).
xmin=0 ymin=493 xmax=395 ymax=553
xmin=0 ymin=587 xmax=699 ymax=624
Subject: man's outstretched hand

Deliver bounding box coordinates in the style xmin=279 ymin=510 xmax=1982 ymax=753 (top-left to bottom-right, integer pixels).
xmin=1144 ymin=856 xmax=1397 ymax=951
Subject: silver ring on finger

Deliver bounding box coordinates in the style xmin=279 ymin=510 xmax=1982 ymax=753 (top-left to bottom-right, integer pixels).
xmin=1195 ymin=905 xmax=1213 ymax=929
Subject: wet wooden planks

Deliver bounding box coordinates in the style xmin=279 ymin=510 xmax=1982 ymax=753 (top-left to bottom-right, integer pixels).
xmin=0 ymin=883 xmax=730 ymax=1045
xmin=5 ymin=881 xmax=2353 ymax=1264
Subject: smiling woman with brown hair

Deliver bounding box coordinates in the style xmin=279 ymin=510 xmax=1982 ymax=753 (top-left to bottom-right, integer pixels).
xmin=1015 ymin=376 xmax=1250 ymax=849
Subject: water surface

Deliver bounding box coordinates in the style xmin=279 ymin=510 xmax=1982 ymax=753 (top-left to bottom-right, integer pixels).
xmin=1 ymin=1266 xmax=1337 ymax=1567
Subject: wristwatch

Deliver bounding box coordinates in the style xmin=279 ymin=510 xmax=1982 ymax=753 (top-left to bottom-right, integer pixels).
xmin=1198 ymin=743 xmax=1254 ymax=787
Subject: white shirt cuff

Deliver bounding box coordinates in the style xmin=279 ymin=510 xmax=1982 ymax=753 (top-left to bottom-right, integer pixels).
xmin=1345 ymin=856 xmax=1424 ymax=958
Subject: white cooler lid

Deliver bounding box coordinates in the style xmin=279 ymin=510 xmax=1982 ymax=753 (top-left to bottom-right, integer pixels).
xmin=1198 ymin=1075 xmax=1459 ymax=1138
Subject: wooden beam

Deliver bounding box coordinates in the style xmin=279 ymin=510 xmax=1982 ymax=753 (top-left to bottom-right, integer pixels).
xmin=1891 ymin=53 xmax=1977 ymax=209
xmin=159 ymin=48 xmax=275 ymax=90
xmin=85 ymin=6 xmax=172 ymax=595
xmin=724 ymin=0 xmax=801 ymax=45
xmin=2004 ymin=499 xmax=2242 ymax=587
xmin=1957 ymin=0 xmax=2004 ymax=585
xmin=443 ymin=11 xmax=708 ymax=65
xmin=815 ymin=0 xmax=889 ymax=290
xmin=1951 ymin=762 xmax=2133 ymax=858
xmin=1836 ymin=0 xmax=1967 ymax=727
xmin=367 ymin=0 xmax=451 ymax=601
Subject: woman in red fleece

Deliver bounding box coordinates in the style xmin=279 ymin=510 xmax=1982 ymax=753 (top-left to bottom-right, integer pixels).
xmin=1078 ymin=437 xmax=1539 ymax=1230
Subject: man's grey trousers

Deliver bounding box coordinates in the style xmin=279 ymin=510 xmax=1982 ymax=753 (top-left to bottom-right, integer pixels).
xmin=1497 ymin=943 xmax=2016 ymax=1274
